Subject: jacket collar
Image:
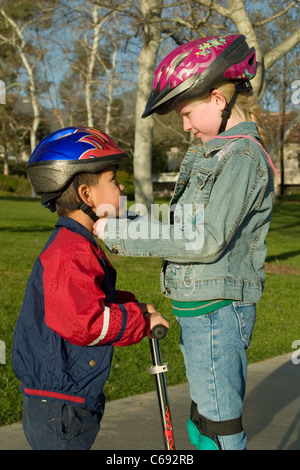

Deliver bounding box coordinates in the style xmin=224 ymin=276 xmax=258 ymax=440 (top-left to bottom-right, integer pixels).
xmin=56 ymin=216 xmax=98 ymax=248
xmin=203 ymin=122 xmax=260 ymax=154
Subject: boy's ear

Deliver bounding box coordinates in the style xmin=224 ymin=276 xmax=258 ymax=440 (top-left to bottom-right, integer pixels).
xmin=77 ymin=184 xmax=93 ymax=207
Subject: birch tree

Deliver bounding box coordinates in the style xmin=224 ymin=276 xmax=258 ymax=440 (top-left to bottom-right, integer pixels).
xmin=0 ymin=2 xmax=56 ymax=155
xmin=77 ymin=2 xmax=115 ymax=128
xmin=133 ymin=0 xmax=299 ymax=205
xmin=133 ymin=0 xmax=163 ymax=209
xmin=0 ymin=25 xmax=21 ymax=176
xmin=60 ymin=1 xmax=124 ymax=132
xmin=194 ymin=0 xmax=300 ymax=97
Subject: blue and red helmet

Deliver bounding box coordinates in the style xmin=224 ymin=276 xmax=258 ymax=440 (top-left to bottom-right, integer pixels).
xmin=26 ymin=127 xmax=129 ymax=214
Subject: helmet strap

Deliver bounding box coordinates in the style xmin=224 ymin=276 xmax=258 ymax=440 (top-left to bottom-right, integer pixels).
xmin=79 ymin=202 xmax=99 ymax=223
xmin=41 ymin=192 xmax=62 ymax=213
xmin=218 ymin=81 xmax=252 ymax=134
xmin=218 ymin=89 xmax=238 ymax=134
xmin=73 ymin=176 xmax=99 ymax=223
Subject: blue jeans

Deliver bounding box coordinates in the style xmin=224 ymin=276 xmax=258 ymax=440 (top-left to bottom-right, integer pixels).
xmin=22 ymin=395 xmax=103 ymax=450
xmin=176 ymin=301 xmax=256 ymax=450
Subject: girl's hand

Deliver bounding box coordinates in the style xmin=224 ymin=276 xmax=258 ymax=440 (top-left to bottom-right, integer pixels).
xmin=93 ymin=218 xmax=108 ymax=240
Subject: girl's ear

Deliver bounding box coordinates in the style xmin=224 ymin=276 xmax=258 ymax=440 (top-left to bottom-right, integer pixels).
xmin=211 ymin=89 xmax=226 ymax=110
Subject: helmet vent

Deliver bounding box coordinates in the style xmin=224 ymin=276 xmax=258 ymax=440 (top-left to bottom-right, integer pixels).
xmin=167 ymin=52 xmax=190 ymax=80
xmin=248 ymin=51 xmax=255 ymax=66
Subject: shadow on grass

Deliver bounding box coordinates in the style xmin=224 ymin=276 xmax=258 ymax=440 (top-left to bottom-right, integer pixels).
xmin=0 ymin=196 xmax=39 ymax=203
xmin=0 ymin=226 xmax=54 ymax=232
xmin=266 ymin=250 xmax=300 ymax=263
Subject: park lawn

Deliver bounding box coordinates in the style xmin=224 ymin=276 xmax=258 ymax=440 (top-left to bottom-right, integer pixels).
xmin=0 ymin=196 xmax=299 ymax=425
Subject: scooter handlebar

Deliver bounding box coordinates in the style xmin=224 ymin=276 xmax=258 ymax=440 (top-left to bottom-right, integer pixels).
xmin=151 ymin=324 xmax=168 ymax=340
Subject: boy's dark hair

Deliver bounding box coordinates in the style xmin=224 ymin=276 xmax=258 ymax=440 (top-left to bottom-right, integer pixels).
xmin=55 ymin=173 xmax=98 ymax=217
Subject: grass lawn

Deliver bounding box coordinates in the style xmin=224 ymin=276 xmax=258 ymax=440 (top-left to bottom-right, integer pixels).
xmin=0 ymin=196 xmax=299 ymax=426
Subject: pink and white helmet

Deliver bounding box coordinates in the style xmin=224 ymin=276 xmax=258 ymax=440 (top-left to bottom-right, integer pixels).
xmin=142 ymin=34 xmax=257 ymax=118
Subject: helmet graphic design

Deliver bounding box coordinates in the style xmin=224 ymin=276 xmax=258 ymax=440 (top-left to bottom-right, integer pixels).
xmin=26 ymin=126 xmax=128 ymax=193
xmin=142 ymin=34 xmax=257 ymax=118
xmin=26 ymin=127 xmax=129 ymax=217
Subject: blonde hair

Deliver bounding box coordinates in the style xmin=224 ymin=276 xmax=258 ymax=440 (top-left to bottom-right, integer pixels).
xmin=189 ymin=82 xmax=267 ymax=148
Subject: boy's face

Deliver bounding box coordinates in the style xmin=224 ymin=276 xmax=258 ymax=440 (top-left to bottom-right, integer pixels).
xmin=90 ymin=166 xmax=125 ymax=219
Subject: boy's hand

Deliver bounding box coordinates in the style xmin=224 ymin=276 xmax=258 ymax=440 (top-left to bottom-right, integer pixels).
xmin=138 ymin=303 xmax=169 ymax=337
xmin=138 ymin=302 xmax=157 ymax=314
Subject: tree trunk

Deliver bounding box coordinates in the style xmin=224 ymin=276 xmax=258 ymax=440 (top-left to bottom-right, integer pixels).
xmin=279 ymin=55 xmax=287 ymax=196
xmin=227 ymin=0 xmax=265 ymax=97
xmin=133 ymin=0 xmax=162 ymax=210
xmin=199 ymin=0 xmax=300 ymax=98
xmin=105 ymin=47 xmax=117 ymax=136
xmin=85 ymin=5 xmax=102 ymax=128
xmin=2 ymin=121 xmax=9 ymax=176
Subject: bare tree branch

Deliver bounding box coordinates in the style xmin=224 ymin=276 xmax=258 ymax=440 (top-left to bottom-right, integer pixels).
xmin=254 ymin=1 xmax=299 ymax=27
xmin=264 ymin=27 xmax=300 ymax=69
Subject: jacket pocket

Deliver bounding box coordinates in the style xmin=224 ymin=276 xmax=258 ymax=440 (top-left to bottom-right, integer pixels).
xmin=64 ymin=343 xmax=113 ymax=384
xmin=233 ymin=302 xmax=256 ymax=349
xmin=196 ymin=169 xmax=216 ymax=206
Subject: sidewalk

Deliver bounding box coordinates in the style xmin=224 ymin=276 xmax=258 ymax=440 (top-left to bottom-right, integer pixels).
xmin=0 ymin=353 xmax=299 ymax=450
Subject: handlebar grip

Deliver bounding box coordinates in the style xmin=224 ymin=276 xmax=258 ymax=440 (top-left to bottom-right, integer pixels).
xmin=151 ymin=324 xmax=168 ymax=340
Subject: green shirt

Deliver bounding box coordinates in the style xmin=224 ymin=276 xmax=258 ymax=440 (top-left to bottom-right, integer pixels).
xmin=172 ymin=299 xmax=233 ymax=317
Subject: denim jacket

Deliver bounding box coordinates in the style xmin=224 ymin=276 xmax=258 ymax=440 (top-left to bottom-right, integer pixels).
xmin=104 ymin=122 xmax=274 ymax=303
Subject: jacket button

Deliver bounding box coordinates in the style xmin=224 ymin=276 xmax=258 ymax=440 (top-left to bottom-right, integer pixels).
xmin=89 ymin=360 xmax=96 ymax=367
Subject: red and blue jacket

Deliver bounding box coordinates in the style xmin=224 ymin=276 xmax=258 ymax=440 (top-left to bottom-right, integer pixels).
xmin=12 ymin=217 xmax=150 ymax=411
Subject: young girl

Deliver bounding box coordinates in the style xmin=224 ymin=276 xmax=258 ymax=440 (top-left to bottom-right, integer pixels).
xmin=94 ymin=35 xmax=275 ymax=450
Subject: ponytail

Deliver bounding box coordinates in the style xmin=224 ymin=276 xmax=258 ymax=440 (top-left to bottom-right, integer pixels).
xmin=215 ymin=82 xmax=268 ymax=148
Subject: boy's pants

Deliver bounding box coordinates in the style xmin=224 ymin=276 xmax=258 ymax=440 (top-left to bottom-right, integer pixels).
xmin=22 ymin=395 xmax=103 ymax=450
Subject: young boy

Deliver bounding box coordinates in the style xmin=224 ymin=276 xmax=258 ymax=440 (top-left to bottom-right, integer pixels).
xmin=11 ymin=126 xmax=169 ymax=450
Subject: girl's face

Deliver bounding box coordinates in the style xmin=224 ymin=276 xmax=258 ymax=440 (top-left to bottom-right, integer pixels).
xmin=175 ymin=91 xmax=225 ymax=142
